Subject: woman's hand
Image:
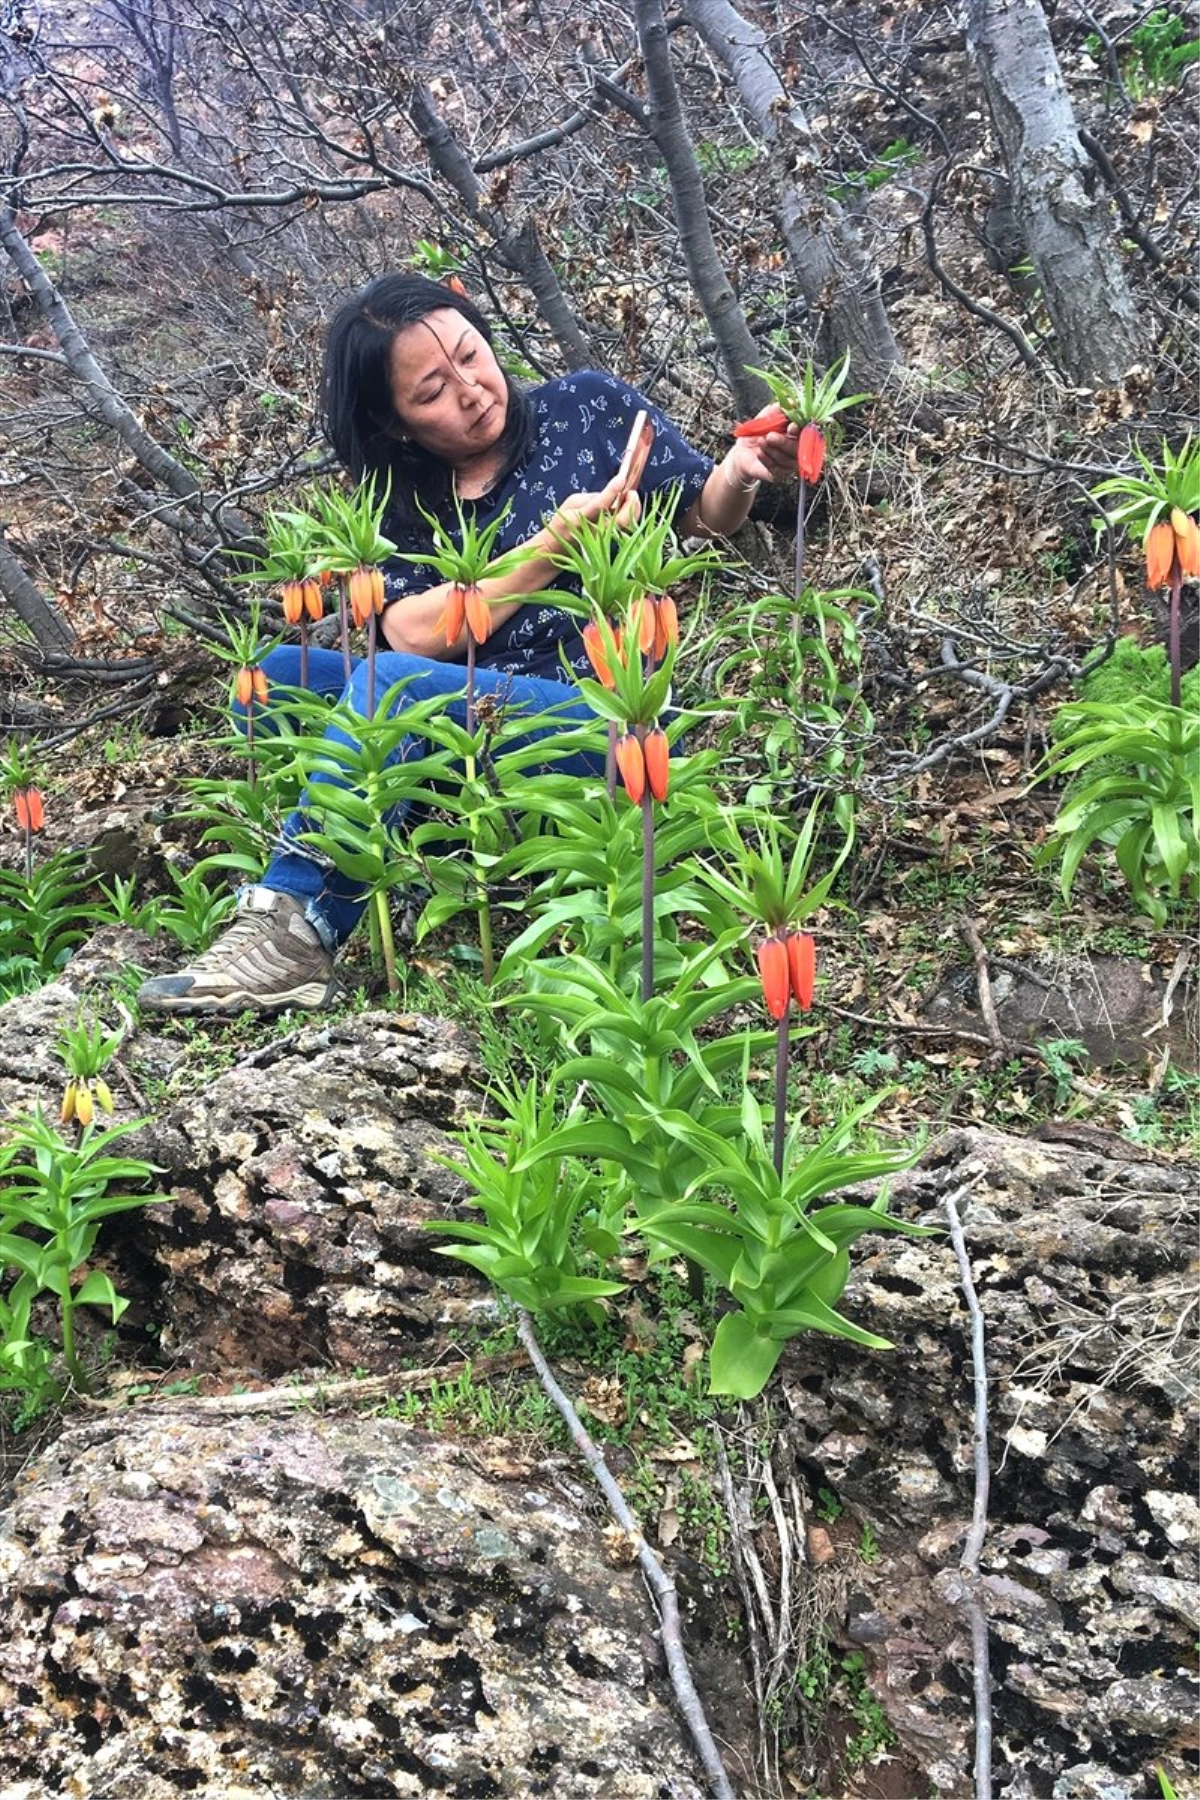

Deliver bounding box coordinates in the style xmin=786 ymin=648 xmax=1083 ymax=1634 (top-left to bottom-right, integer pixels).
xmin=727 ymin=408 xmax=799 ymax=488
xmin=549 ymin=471 xmax=642 ymax=544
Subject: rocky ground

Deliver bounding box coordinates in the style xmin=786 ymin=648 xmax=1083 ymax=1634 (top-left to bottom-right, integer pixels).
xmin=0 ymin=924 xmax=1195 ymax=1800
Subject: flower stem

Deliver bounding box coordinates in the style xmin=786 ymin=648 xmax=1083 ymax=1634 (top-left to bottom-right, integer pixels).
xmin=246 ymin=699 xmax=257 ymax=790
xmin=477 ymin=890 xmax=495 ymax=985
xmin=606 ymin=720 xmax=617 ymax=799
xmin=772 ymin=1006 xmax=790 ymax=1179
xmin=794 ymin=475 xmax=808 ymax=609
xmin=299 ymin=620 xmax=309 ymax=691
xmin=1169 ymin=563 xmax=1182 ymax=709
xmin=339 ymin=577 xmax=352 ymax=682
xmin=373 ymin=890 xmax=399 ymax=995
xmin=641 ymin=782 xmax=655 ymax=1004
xmin=366 ymin=611 xmax=377 ymax=717
xmin=23 ymin=819 xmax=31 ymax=883
xmin=466 ymin=636 xmax=477 ymax=738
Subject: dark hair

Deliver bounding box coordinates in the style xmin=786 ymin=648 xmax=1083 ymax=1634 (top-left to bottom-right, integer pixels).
xmin=320 ymin=273 xmax=535 ymax=538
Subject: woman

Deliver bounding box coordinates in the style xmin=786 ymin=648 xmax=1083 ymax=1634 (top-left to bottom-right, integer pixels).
xmin=139 ymin=275 xmax=797 ymax=1014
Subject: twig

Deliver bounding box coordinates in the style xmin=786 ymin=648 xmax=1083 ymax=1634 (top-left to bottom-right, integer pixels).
xmin=79 ymin=1351 xmax=525 ymax=1414
xmin=943 ymin=1180 xmax=994 ymax=1800
xmin=958 ymin=916 xmax=1006 ymax=1060
xmin=516 ymin=1310 xmax=736 ymax=1800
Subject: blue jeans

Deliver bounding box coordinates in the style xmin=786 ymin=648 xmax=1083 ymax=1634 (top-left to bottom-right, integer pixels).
xmin=250 ymin=646 xmax=602 ymax=949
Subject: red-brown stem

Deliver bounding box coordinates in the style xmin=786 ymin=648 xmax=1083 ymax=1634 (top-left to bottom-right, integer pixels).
xmin=299 ymin=619 xmax=309 ymax=691
xmin=1168 ymin=559 xmax=1182 ymax=708
xmin=794 ymin=475 xmax=808 ymax=607
xmin=773 ymin=1002 xmax=790 ymax=1178
xmin=22 ymin=818 xmax=32 ymax=883
xmin=466 ymin=634 xmax=477 ymax=737
xmin=366 ymin=611 xmax=377 ymax=717
xmin=641 ymin=782 xmax=655 ymax=1003
xmin=338 ymin=577 xmax=352 ymax=681
xmin=246 ymin=697 xmax=257 ymax=790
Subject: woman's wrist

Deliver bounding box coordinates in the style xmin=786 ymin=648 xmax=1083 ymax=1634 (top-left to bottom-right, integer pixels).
xmin=720 ymin=455 xmax=761 ymax=495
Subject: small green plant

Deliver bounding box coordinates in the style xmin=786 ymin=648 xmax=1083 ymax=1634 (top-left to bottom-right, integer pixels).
xmin=857 ymin=1519 xmax=880 ymax=1563
xmin=840 ymin=1651 xmax=896 ymax=1769
xmin=156 ymin=865 xmax=238 ymax=953
xmin=56 ymin=1014 xmax=123 ymax=1128
xmin=0 ymin=850 xmax=98 ymax=998
xmin=1088 ymin=10 xmax=1199 ymax=94
xmin=816 ymin=1484 xmax=843 ymax=1523
xmin=0 ymin=1112 xmax=162 ymax=1396
xmin=1039 ymin=1037 xmax=1089 ymax=1110
xmin=831 ymin=136 xmax=920 ymax=201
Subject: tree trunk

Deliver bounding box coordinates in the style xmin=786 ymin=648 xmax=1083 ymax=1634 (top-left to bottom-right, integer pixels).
xmin=409 ymin=85 xmax=595 ymax=371
xmin=682 ymin=0 xmax=901 ymax=388
xmin=0 ymin=533 xmax=77 ymax=654
xmin=631 ymin=0 xmax=766 ymax=416
xmin=964 ymin=0 xmax=1143 ymax=385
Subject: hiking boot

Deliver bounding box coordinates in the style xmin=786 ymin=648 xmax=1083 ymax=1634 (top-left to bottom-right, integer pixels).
xmin=137 ymin=887 xmax=338 ymax=1015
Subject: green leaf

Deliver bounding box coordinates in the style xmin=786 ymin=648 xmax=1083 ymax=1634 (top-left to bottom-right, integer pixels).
xmin=708 ymin=1310 xmax=784 ymax=1399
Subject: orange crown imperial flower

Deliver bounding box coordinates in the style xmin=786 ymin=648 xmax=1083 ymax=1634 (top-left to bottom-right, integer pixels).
xmin=280 ymin=579 xmax=305 ymax=625
xmin=442 ymin=583 xmax=467 ymax=644
xmin=464 ymin=584 xmax=493 ymax=644
xmin=1144 ymin=519 xmax=1177 ymax=589
xmin=653 ymin=594 xmax=678 ymax=659
xmin=302 ymin=578 xmax=324 ymax=621
xmin=643 ymin=727 xmax=669 ymax=802
xmin=786 ymin=931 xmax=816 ymax=1010
xmin=1170 ymin=507 xmax=1200 ymax=579
xmin=615 ymin=733 xmax=646 ymax=805
xmin=733 ymin=405 xmax=789 ymax=439
xmin=349 ymin=565 xmax=384 ymax=628
xmin=12 ymin=786 xmax=44 ymax=832
xmin=797 ymin=424 xmax=826 ymax=484
xmin=755 ymin=935 xmax=790 ymax=1021
xmin=633 ymin=596 xmax=656 ymax=656
xmin=583 ymin=621 xmax=620 ymax=688
xmin=235 ymin=665 xmax=268 ymax=706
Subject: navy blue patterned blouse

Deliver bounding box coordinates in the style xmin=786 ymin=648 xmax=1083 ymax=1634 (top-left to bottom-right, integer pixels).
xmin=380 ymin=370 xmax=713 ymax=684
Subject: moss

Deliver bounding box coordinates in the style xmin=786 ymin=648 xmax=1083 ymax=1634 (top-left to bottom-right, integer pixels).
xmin=1076 ymin=635 xmax=1198 ymax=714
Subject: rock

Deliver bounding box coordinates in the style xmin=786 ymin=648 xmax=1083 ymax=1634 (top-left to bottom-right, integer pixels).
xmin=0 ymin=925 xmax=175 ymax=1118
xmin=923 ymin=950 xmax=1197 ymax=1071
xmin=780 ymin=1127 xmax=1198 ymax=1796
xmin=0 ymin=1410 xmax=712 ymax=1798
xmin=111 ymin=1010 xmax=489 ymax=1376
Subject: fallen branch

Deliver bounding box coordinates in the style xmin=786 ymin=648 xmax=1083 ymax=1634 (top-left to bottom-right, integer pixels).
xmin=959 ymin=916 xmax=1006 ymax=1061
xmin=516 ymin=1309 xmax=736 ymax=1800
xmin=943 ymin=1180 xmax=994 ymax=1800
xmin=80 ymin=1350 xmax=525 ymax=1414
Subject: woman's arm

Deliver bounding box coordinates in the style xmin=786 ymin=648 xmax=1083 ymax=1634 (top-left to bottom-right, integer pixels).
xmin=380 ymin=475 xmax=636 ymax=659
xmin=680 ymin=428 xmax=799 ymax=538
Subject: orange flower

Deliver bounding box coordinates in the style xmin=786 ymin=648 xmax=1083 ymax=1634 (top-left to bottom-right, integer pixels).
xmin=317 ymin=568 xmax=334 ymax=589
xmin=615 ymin=733 xmax=646 ymax=805
xmin=280 ymin=579 xmax=304 ymax=625
xmin=1145 ymin=519 xmax=1176 ymax=589
xmin=643 ymin=727 xmax=669 ymax=802
xmin=632 ymin=597 xmax=654 ymax=656
xmin=464 ymin=584 xmax=492 ymax=643
xmin=787 ymin=931 xmax=816 ymax=1010
xmin=12 ymin=786 xmax=44 ymax=832
xmin=251 ymin=667 xmax=269 ymax=704
xmin=443 ymin=275 xmax=468 ymax=297
xmin=235 ymin=666 xmax=254 ymax=706
xmin=797 ymin=424 xmax=826 ymax=483
xmin=653 ymin=594 xmax=678 ymax=659
xmin=1171 ymin=507 xmax=1200 ymax=579
xmin=349 ymin=565 xmax=384 ymax=628
xmin=755 ymin=936 xmax=790 ymax=1021
xmin=733 ymin=405 xmax=789 ymax=439
xmin=443 ymin=583 xmax=467 ymax=644
xmin=302 ymin=578 xmax=324 ymax=621
xmin=583 ymin=621 xmax=618 ymax=688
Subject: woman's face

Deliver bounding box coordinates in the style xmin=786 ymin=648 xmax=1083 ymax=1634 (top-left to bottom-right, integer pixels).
xmin=387 ymin=309 xmax=509 ymax=465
